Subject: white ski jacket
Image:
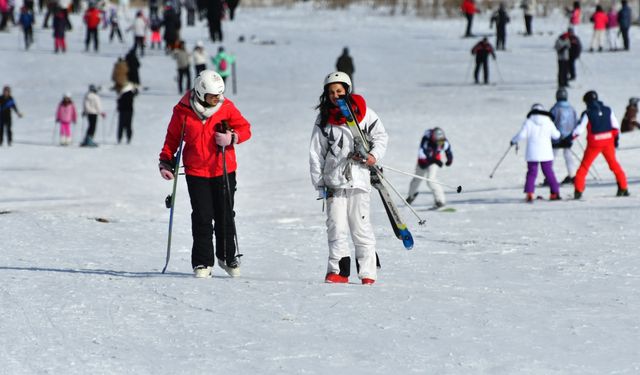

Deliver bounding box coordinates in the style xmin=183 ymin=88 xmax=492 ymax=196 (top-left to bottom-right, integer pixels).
xmin=309 ymin=107 xmax=388 ymax=192
xmin=511 ymin=112 xmax=560 ymax=162
xmin=83 ymin=92 xmax=103 ymax=115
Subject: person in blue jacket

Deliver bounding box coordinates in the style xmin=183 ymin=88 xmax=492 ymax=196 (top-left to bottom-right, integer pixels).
xmin=617 ymin=0 xmax=632 ymax=51
xmin=18 ymin=6 xmax=34 ymax=50
xmin=0 ymin=86 xmax=24 ymax=146
xmin=549 ymin=88 xmax=578 ymax=184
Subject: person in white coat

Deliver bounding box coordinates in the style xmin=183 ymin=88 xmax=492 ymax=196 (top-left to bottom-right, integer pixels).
xmin=192 ymin=41 xmax=208 ymax=76
xmin=130 ymin=10 xmax=147 ymax=56
xmin=510 ymin=103 xmax=561 ymax=202
xmin=309 ymin=71 xmax=388 ymax=285
xmin=81 ymin=84 xmax=106 ymax=147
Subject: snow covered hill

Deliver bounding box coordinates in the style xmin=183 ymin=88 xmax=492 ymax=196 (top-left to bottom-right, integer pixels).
xmin=1 ymin=4 xmax=640 ymax=374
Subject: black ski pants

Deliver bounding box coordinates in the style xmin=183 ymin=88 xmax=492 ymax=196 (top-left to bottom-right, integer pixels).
xmin=110 ymin=24 xmax=123 ymax=42
xmin=620 ymin=27 xmax=630 ymax=50
xmin=524 ymin=15 xmax=533 ymax=35
xmin=86 ymin=114 xmax=97 ymax=138
xmin=85 ymin=27 xmax=98 ymax=51
xmin=558 ymin=60 xmax=570 ymax=87
xmin=177 ymin=67 xmax=191 ymax=94
xmin=133 ymin=36 xmax=144 ymax=56
xmin=474 ymin=58 xmax=489 ymax=84
xmin=464 ymin=13 xmax=473 ymax=36
xmin=496 ymin=28 xmax=506 ymax=50
xmin=23 ymin=26 xmax=33 ymax=49
xmin=568 ymin=57 xmax=577 ymax=80
xmin=0 ymin=119 xmax=12 ymax=145
xmin=117 ymin=110 xmax=133 ymax=143
xmin=186 ymin=173 xmax=237 ymax=269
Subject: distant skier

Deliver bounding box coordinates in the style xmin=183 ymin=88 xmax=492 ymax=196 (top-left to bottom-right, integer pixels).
xmin=520 ymin=0 xmax=534 ymax=35
xmin=111 ymin=56 xmax=129 ymax=92
xmin=116 ymin=82 xmax=137 ymax=144
xmin=617 ymin=0 xmax=632 ymax=51
xmin=606 ymin=6 xmax=619 ymax=51
xmin=206 ymin=0 xmax=223 ymax=42
xmin=567 ymin=1 xmax=581 ymax=25
xmin=0 ymin=86 xmax=23 ymax=147
xmin=149 ymin=14 xmax=162 ymax=49
xmin=490 ymin=3 xmax=509 ymax=50
xmin=405 ymin=127 xmax=453 ymax=209
xmin=158 ymin=70 xmax=252 ymax=278
xmin=83 ymin=2 xmax=101 ymax=52
xmin=620 ymin=97 xmax=639 ymax=132
xmin=211 ymin=46 xmax=234 ymax=84
xmin=510 ymin=103 xmax=561 ymax=202
xmin=108 ymin=5 xmax=123 ymax=43
xmin=461 ymin=0 xmax=479 ymax=37
xmin=226 ymin=0 xmax=239 ymax=20
xmin=335 ymin=47 xmax=355 ymax=88
xmin=52 ymin=5 xmax=67 ymax=53
xmin=555 ymin=31 xmax=571 ymax=88
xmin=162 ymin=3 xmax=180 ymax=51
xmin=55 ymin=93 xmax=77 ymax=146
xmin=81 ymin=84 xmax=105 ymax=147
xmin=572 ymin=91 xmax=628 ymax=198
xmin=589 ymin=5 xmax=607 ymax=52
xmin=566 ymin=27 xmax=581 ymax=81
xmin=192 ymin=40 xmax=208 ymax=76
xmin=309 ymin=71 xmax=388 ymax=285
xmin=471 ymin=37 xmax=496 ymax=84
xmin=549 ymin=88 xmax=578 ymax=184
xmin=18 ymin=6 xmax=34 ymax=50
xmin=172 ymin=40 xmax=191 ymax=94
xmin=130 ymin=10 xmax=147 ymax=55
xmin=125 ymin=47 xmax=140 ymax=87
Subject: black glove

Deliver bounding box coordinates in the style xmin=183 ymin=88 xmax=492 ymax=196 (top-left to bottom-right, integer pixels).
xmin=159 ymin=159 xmax=174 ymax=173
xmin=434 ymin=160 xmax=443 ymax=168
xmin=445 ymin=159 xmax=452 ymax=167
xmin=510 ymin=140 xmax=517 ymax=146
xmin=615 ymin=135 xmax=619 ymax=149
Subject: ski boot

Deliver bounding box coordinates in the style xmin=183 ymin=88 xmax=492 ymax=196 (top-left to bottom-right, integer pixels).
xmin=616 ymin=188 xmax=630 ymax=197
xmin=193 ymin=265 xmax=212 ymax=278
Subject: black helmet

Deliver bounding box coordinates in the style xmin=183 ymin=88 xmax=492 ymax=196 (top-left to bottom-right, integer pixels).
xmin=583 ymin=90 xmax=598 ymax=103
xmin=556 ymin=88 xmax=568 ymax=101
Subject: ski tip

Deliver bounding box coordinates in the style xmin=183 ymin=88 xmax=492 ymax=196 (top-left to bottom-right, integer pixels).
xmin=457 ymin=186 xmax=463 ymax=193
xmin=399 ymin=228 xmax=414 ymax=250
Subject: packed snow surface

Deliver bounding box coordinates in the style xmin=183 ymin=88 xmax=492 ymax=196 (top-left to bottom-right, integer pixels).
xmin=1 ymin=4 xmax=640 ymax=374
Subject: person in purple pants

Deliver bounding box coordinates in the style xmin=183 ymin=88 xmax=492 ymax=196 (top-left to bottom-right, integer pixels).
xmin=511 ymin=103 xmax=562 ymax=202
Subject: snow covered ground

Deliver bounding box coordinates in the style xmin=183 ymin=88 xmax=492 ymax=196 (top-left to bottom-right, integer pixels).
xmin=1 ymin=4 xmax=640 ymax=374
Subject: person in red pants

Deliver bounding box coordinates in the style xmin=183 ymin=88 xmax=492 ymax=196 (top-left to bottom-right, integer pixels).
xmin=572 ymin=90 xmax=629 ymax=199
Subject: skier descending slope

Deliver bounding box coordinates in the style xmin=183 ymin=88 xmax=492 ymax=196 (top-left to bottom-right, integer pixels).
xmin=158 ymin=70 xmax=251 ymax=278
xmin=309 ymin=72 xmax=388 ymax=285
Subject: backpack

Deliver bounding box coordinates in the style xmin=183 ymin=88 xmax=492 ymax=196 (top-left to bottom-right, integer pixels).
xmin=218 ymin=58 xmax=227 ymax=71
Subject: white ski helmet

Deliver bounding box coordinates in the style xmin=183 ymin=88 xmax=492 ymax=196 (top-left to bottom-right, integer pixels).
xmin=324 ymin=71 xmax=352 ymax=93
xmin=194 ymin=70 xmax=225 ymax=102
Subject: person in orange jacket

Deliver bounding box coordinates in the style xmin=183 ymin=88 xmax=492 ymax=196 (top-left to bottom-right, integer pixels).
xmin=158 ymin=70 xmax=251 ymax=278
xmin=83 ymin=3 xmax=101 ymax=52
xmin=461 ymin=0 xmax=479 ymax=37
xmin=589 ymin=5 xmax=607 ymax=52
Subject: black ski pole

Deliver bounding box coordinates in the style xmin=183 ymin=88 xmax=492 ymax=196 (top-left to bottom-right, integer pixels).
xmin=489 ymin=144 xmax=514 ymax=178
xmin=162 ymin=118 xmax=187 ymax=274
xmin=216 ymin=121 xmax=241 ymax=263
xmin=231 ymin=61 xmax=237 ymax=95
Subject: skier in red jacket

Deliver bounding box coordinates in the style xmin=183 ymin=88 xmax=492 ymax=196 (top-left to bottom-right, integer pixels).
xmin=158 ymin=70 xmax=252 ymax=278
xmin=461 ymin=0 xmax=479 ymax=37
xmin=83 ymin=4 xmax=101 ymax=52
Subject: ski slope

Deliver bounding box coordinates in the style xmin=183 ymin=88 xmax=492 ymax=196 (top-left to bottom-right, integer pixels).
xmin=1 ymin=4 xmax=640 ymax=374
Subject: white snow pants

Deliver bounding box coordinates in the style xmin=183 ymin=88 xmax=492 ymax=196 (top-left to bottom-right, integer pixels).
xmin=325 ymin=189 xmax=377 ymax=280
xmin=553 ymin=148 xmax=576 ymax=177
xmin=407 ymin=164 xmax=445 ymax=205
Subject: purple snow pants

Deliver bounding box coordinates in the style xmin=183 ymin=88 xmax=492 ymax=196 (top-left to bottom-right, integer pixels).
xmin=525 ymin=161 xmax=559 ymax=194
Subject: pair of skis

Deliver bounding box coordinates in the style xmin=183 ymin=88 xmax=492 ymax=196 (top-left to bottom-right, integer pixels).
xmin=335 ymin=97 xmax=418 ymax=250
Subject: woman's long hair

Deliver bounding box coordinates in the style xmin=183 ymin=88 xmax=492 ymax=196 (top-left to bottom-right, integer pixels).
xmin=315 ymin=82 xmax=350 ymax=128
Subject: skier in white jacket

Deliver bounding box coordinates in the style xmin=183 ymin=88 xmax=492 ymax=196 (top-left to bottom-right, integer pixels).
xmin=81 ymin=84 xmax=106 ymax=147
xmin=309 ymin=71 xmax=388 ymax=285
xmin=510 ymin=103 xmax=561 ymax=202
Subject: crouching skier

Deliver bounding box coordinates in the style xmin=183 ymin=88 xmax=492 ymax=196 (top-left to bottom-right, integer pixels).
xmin=158 ymin=70 xmax=251 ymax=278
xmin=309 ymin=71 xmax=388 ymax=286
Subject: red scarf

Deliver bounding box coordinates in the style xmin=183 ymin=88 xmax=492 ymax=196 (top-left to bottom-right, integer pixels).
xmin=327 ymin=94 xmax=367 ymax=126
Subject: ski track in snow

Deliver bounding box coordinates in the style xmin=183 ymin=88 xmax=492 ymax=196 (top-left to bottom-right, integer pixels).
xmin=2 ymin=3 xmax=640 ymax=374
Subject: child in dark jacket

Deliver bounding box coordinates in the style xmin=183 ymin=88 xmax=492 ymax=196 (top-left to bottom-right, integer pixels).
xmin=53 ymin=7 xmax=67 ymax=53
xmin=0 ymin=86 xmax=24 ymax=146
xmin=620 ymin=97 xmax=639 ymax=133
xmin=19 ymin=6 xmax=34 ymax=50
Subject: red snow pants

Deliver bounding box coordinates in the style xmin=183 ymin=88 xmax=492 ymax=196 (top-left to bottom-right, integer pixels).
xmin=574 ymin=141 xmax=627 ymax=192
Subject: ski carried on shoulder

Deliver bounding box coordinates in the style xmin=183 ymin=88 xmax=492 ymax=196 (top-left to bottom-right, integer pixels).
xmin=336 ymin=97 xmax=414 ymax=250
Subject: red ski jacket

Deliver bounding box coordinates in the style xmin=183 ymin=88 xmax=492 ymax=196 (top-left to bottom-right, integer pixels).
xmin=461 ymin=0 xmax=477 ymax=15
xmin=159 ymin=93 xmax=251 ymax=178
xmin=84 ymin=8 xmax=101 ymax=29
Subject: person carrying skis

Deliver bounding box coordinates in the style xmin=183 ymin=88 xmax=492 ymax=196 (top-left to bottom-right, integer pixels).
xmin=510 ymin=103 xmax=561 ymax=202
xmin=0 ymin=86 xmax=23 ymax=146
xmin=471 ymin=37 xmax=496 ymax=84
xmin=405 ymin=127 xmax=453 ymax=208
xmin=620 ymin=97 xmax=639 ymax=133
xmin=549 ymin=88 xmax=578 ymax=184
xmin=158 ymin=70 xmax=252 ymax=278
xmin=309 ymin=71 xmax=388 ymax=285
xmin=55 ymin=92 xmax=77 ymax=146
xmin=572 ymin=91 xmax=629 ymax=198
xmin=489 ymin=3 xmax=510 ymax=50
xmin=81 ymin=84 xmax=105 ymax=147
xmin=211 ymin=46 xmax=234 ymax=84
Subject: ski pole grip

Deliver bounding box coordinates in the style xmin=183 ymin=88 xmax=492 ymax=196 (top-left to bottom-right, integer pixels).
xmin=216 ymin=120 xmax=230 ymax=133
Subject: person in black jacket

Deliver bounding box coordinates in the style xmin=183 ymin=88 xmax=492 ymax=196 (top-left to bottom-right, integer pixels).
xmin=471 ymin=37 xmax=496 ymax=84
xmin=116 ymin=83 xmax=138 ymax=144
xmin=226 ymin=0 xmax=239 ymax=20
xmin=162 ymin=3 xmax=180 ymax=51
xmin=490 ymin=3 xmax=510 ymax=50
xmin=125 ymin=48 xmax=140 ymax=87
xmin=0 ymin=86 xmax=23 ymax=146
xmin=207 ymin=0 xmax=223 ymax=42
xmin=618 ymin=0 xmax=632 ymax=50
xmin=335 ymin=47 xmax=355 ymax=90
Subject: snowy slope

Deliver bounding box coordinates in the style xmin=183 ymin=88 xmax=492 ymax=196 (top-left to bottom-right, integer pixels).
xmin=1 ymin=4 xmax=640 ymax=374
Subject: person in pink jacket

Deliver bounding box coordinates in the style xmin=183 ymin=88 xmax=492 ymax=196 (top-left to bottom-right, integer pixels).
xmin=56 ymin=93 xmax=77 ymax=146
xmin=606 ymin=7 xmax=619 ymax=51
xmin=589 ymin=5 xmax=608 ymax=52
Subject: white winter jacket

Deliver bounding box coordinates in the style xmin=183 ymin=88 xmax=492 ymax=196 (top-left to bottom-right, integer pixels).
xmin=83 ymin=92 xmax=103 ymax=115
xmin=133 ymin=17 xmax=147 ymax=37
xmin=192 ymin=49 xmax=208 ymax=66
xmin=309 ymin=106 xmax=388 ymax=192
xmin=511 ymin=112 xmax=561 ymax=162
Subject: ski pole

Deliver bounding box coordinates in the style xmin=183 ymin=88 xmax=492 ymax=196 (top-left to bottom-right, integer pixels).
xmin=79 ymin=116 xmax=86 ymax=145
xmin=231 ymin=61 xmax=237 ymax=95
xmin=464 ymin=56 xmax=473 ymax=84
xmin=576 ymin=139 xmax=602 ymax=180
xmin=489 ymin=144 xmax=514 ymax=178
xmin=568 ymin=146 xmax=600 ymax=182
xmin=374 ymin=167 xmax=426 ymax=225
xmin=380 ymin=164 xmax=462 ymax=193
xmin=494 ymin=58 xmax=504 ymax=83
xmin=51 ymin=120 xmax=58 ymax=145
xmin=217 ymin=121 xmax=242 ymax=261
